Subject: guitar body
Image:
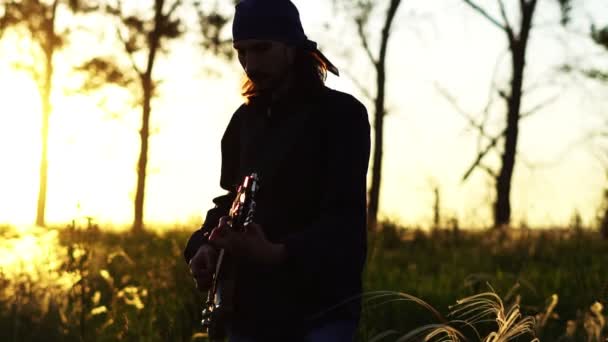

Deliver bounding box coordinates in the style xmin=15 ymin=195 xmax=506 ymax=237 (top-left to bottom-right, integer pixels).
xmin=202 ymin=173 xmax=260 ymax=340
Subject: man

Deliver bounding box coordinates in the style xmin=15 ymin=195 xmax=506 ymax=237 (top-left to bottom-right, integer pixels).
xmin=184 ymin=0 xmax=370 ymax=340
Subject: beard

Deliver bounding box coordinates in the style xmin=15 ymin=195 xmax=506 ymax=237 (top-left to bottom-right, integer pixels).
xmin=247 ymin=66 xmax=291 ymax=95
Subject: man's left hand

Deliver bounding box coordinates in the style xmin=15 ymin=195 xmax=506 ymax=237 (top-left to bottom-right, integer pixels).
xmin=208 ymin=217 xmax=286 ymax=266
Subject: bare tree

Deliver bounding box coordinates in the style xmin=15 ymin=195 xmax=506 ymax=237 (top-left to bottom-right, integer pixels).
xmin=0 ymin=0 xmax=96 ymax=227
xmin=334 ymin=0 xmax=403 ymax=231
xmin=458 ymin=0 xmax=554 ymax=228
xmin=557 ymin=1 xmax=608 ymax=236
xmin=586 ymin=23 xmax=608 ymax=238
xmin=588 ymin=28 xmax=608 ymax=140
xmin=77 ymin=0 xmax=184 ymax=232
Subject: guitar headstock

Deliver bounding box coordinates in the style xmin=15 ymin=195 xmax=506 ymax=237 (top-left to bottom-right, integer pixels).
xmin=228 ymin=173 xmax=260 ymax=231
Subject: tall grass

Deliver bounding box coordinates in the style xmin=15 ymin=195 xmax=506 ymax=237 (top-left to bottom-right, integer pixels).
xmin=0 ymin=222 xmax=606 ymax=341
xmin=0 ymin=224 xmax=201 ymax=341
xmin=360 ymin=225 xmax=608 ymax=341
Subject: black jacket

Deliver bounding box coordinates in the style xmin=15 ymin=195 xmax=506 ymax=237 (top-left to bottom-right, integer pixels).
xmin=184 ymin=86 xmax=370 ymax=339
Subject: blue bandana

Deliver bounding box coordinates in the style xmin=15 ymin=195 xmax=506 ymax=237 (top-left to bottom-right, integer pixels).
xmin=232 ymin=0 xmax=339 ymax=76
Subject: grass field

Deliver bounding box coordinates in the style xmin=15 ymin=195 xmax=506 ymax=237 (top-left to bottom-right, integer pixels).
xmin=0 ymin=222 xmax=606 ymax=341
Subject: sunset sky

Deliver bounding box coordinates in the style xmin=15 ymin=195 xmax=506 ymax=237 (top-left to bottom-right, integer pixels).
xmin=0 ymin=0 xmax=607 ymax=229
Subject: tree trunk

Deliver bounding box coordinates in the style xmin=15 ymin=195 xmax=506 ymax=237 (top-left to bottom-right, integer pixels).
xmin=35 ymin=3 xmax=58 ymax=227
xmin=366 ymin=0 xmax=401 ymax=232
xmin=132 ymin=9 xmax=161 ymax=231
xmin=494 ymin=49 xmax=523 ymax=227
xmin=36 ymin=57 xmax=52 ymax=227
xmin=367 ymin=70 xmax=385 ymax=232
xmin=133 ymin=77 xmax=152 ymax=232
xmin=493 ymin=0 xmax=536 ymax=228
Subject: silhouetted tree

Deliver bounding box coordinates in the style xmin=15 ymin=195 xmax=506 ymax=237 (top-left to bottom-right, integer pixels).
xmin=334 ymin=0 xmax=403 ymax=232
xmin=0 ymin=0 xmax=96 ymax=227
xmin=557 ymin=3 xmax=608 ymax=236
xmin=78 ymin=0 xmax=234 ymax=231
xmin=592 ymin=25 xmax=608 ymax=239
xmin=77 ymin=0 xmax=184 ymax=232
xmin=589 ymin=24 xmax=608 ymax=238
xmin=581 ymin=22 xmax=608 ymax=238
xmin=458 ymin=0 xmax=573 ymax=228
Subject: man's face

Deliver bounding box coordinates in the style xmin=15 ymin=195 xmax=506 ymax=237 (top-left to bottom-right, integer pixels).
xmin=234 ymin=39 xmax=295 ymax=92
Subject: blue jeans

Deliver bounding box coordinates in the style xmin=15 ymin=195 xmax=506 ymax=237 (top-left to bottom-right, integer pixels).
xmin=229 ymin=319 xmax=358 ymax=342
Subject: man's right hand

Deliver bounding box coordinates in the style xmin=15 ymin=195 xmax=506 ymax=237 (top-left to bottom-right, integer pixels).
xmin=189 ymin=243 xmax=218 ymax=292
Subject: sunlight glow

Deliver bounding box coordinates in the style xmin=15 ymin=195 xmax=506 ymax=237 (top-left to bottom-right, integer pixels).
xmin=0 ymin=225 xmax=77 ymax=291
xmin=0 ymin=70 xmax=41 ymax=225
xmin=0 ymin=0 xmax=606 ymax=229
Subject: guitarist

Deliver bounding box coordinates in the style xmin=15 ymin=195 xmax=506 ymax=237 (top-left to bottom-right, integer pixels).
xmin=184 ymin=0 xmax=370 ymax=340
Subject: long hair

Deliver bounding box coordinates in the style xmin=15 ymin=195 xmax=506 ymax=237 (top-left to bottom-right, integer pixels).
xmin=241 ymin=49 xmax=329 ymax=103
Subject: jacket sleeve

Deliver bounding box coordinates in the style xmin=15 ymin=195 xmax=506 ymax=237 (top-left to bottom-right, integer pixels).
xmin=282 ymin=96 xmax=371 ymax=276
xmin=183 ymin=107 xmax=243 ymax=264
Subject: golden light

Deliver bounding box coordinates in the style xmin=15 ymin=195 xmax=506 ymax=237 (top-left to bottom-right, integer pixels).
xmin=0 ymin=60 xmax=140 ymax=227
xmin=43 ymin=87 xmax=139 ymax=227
xmin=0 ymin=225 xmax=78 ymax=292
xmin=0 ymin=68 xmax=41 ymax=226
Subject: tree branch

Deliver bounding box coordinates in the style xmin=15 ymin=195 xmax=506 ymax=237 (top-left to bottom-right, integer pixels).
xmin=481 ymin=47 xmax=509 ymax=131
xmin=435 ymin=83 xmax=495 ymax=142
xmin=497 ymin=88 xmax=509 ymax=100
xmin=165 ymin=0 xmax=181 ymax=18
xmin=436 ymin=84 xmax=478 ymax=126
xmin=435 ymin=83 xmax=505 ymax=182
xmin=463 ymin=0 xmax=507 ymax=32
xmin=115 ymin=25 xmax=142 ymax=76
xmin=462 ymin=131 xmax=504 ymax=182
xmin=520 ymin=94 xmax=559 ymax=118
xmin=496 ymin=0 xmax=515 ymax=42
xmin=462 ymin=103 xmax=538 ymax=183
xmin=111 ymin=0 xmax=143 ymax=76
xmin=356 ymin=18 xmax=377 ymax=67
xmin=479 ymin=163 xmax=498 ymax=178
xmin=516 ymin=131 xmax=598 ymax=170
xmin=343 ymin=68 xmax=374 ymax=102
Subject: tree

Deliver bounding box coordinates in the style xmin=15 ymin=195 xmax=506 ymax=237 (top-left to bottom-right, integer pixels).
xmin=581 ymin=22 xmax=608 ymax=238
xmin=555 ymin=5 xmax=607 ymax=236
xmin=0 ymin=0 xmax=96 ymax=227
xmin=457 ymin=0 xmax=572 ymax=228
xmin=592 ymin=24 xmax=608 ymax=238
xmin=78 ymin=0 xmax=233 ymax=231
xmin=78 ymin=0 xmax=184 ymax=231
xmin=334 ymin=0 xmax=403 ymax=231
xmin=589 ymin=24 xmax=608 ymax=238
